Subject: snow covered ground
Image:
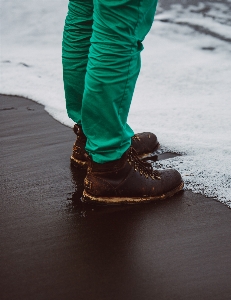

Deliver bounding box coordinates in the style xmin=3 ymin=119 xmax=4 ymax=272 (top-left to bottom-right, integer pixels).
xmin=1 ymin=0 xmax=231 ymax=207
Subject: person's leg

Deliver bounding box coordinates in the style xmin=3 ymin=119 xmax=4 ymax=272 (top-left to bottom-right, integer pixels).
xmin=82 ymin=0 xmax=158 ymax=163
xmin=62 ymin=0 xmax=93 ymax=124
xmin=62 ymin=0 xmax=184 ymax=202
xmin=63 ymin=0 xmax=160 ymax=167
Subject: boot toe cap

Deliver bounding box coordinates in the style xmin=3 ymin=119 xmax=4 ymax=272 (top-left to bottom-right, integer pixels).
xmin=158 ymin=168 xmax=183 ymax=194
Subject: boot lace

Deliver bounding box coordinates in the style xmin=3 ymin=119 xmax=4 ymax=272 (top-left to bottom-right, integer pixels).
xmin=127 ymin=148 xmax=161 ymax=180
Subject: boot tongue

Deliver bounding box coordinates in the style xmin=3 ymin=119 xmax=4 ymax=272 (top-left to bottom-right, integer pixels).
xmin=73 ymin=124 xmax=87 ymax=142
xmin=73 ymin=124 xmax=80 ymax=135
xmin=90 ymin=150 xmax=129 ymax=172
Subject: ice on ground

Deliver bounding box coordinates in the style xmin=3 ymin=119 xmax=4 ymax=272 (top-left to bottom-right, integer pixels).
xmin=1 ymin=0 xmax=231 ymax=207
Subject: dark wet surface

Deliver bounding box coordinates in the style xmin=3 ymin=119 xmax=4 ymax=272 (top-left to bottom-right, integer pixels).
xmin=1 ymin=95 xmax=231 ymax=300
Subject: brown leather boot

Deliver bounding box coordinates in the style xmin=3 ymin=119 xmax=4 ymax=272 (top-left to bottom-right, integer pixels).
xmin=70 ymin=124 xmax=159 ymax=168
xmin=70 ymin=124 xmax=87 ymax=168
xmin=82 ymin=147 xmax=184 ymax=204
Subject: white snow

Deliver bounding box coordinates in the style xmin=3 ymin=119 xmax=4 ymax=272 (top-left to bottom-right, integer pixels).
xmin=1 ymin=1 xmax=231 ymax=207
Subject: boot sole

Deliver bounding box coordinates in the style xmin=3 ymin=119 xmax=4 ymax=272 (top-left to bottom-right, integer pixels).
xmin=70 ymin=143 xmax=160 ymax=169
xmin=82 ymin=181 xmax=184 ymax=205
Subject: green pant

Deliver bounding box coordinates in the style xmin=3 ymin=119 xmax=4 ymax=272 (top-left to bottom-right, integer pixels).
xmin=62 ymin=0 xmax=158 ymax=163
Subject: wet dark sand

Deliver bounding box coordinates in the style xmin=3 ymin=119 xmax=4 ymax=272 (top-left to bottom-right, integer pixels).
xmin=1 ymin=94 xmax=231 ymax=300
